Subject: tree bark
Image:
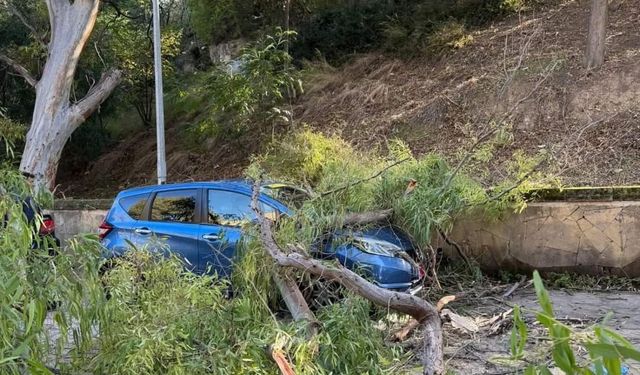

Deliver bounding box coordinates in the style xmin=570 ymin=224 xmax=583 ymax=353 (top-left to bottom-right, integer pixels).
xmin=273 ymin=273 xmax=320 ymax=337
xmin=0 ymin=53 xmax=37 ymax=87
xmin=18 ymin=0 xmax=122 ymax=191
xmin=585 ymin=0 xmax=608 ymax=69
xmin=250 ymin=182 xmax=444 ymax=375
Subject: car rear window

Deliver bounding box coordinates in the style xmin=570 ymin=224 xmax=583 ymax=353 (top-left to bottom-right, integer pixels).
xmin=118 ymin=193 xmax=149 ymax=220
xmin=150 ymin=189 xmax=197 ymax=223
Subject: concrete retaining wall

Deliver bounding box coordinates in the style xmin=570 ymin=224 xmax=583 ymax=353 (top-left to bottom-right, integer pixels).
xmin=440 ymin=201 xmax=640 ymax=276
xmin=51 ymin=210 xmax=108 ymax=244
xmin=51 ymin=199 xmax=640 ymax=276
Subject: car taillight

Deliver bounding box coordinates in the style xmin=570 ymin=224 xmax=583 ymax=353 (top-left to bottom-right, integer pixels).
xmin=39 ymin=216 xmax=55 ymax=236
xmin=98 ymin=221 xmax=113 ymax=240
xmin=418 ymin=265 xmax=426 ymax=280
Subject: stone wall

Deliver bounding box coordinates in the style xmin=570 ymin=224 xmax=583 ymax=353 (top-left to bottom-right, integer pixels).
xmin=440 ymin=201 xmax=640 ymax=276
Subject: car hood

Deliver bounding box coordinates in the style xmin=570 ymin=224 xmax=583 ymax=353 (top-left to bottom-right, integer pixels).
xmin=336 ymin=225 xmax=416 ymax=254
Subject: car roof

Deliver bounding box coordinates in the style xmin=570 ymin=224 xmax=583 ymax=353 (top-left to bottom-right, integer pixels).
xmin=116 ymin=179 xmax=304 ymax=197
xmin=117 ymin=180 xmax=251 ymax=196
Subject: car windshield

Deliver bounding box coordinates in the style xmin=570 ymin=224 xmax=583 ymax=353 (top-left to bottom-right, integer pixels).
xmin=260 ymin=184 xmax=309 ymax=209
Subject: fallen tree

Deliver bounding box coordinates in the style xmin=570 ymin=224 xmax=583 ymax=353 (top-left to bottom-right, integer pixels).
xmin=250 ymin=180 xmax=444 ymax=375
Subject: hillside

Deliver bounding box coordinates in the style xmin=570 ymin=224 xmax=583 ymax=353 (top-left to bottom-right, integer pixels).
xmin=57 ymin=0 xmax=640 ymax=198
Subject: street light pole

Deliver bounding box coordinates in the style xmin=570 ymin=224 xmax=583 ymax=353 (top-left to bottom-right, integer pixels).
xmin=152 ymin=0 xmax=167 ymax=185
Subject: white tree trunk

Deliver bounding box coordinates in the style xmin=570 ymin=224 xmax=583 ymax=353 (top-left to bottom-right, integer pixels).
xmin=19 ymin=0 xmax=122 ymax=191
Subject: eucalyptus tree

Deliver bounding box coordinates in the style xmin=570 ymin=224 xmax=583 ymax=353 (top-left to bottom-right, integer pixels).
xmin=0 ymin=0 xmax=122 ymax=191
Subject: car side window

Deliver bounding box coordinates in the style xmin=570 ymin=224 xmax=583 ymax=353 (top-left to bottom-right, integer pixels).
xmin=208 ymin=190 xmax=275 ymax=227
xmin=150 ymin=189 xmax=197 ymax=223
xmin=119 ymin=193 xmax=149 ymax=220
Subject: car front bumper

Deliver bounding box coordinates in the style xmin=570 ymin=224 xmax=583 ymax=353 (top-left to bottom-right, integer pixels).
xmin=377 ymin=277 xmax=424 ymax=295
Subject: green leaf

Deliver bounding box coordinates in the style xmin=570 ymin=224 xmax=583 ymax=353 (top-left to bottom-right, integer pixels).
xmin=533 ymin=270 xmax=554 ymax=317
xmin=586 ymin=343 xmax=640 ymax=362
xmin=510 ymin=305 xmax=528 ymax=359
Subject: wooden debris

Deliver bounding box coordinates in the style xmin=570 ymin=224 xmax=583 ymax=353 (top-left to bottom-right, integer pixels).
xmin=269 ymin=346 xmax=296 ymax=375
xmin=502 ymin=275 xmax=527 ymax=298
xmin=441 ymin=309 xmax=479 ymax=333
xmin=393 ymin=295 xmax=457 ymax=342
xmin=436 ymin=295 xmax=456 ymax=311
xmin=250 ymin=181 xmax=444 ymax=375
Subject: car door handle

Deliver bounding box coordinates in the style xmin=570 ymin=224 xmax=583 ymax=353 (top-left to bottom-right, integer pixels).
xmin=202 ymin=234 xmax=220 ymax=241
xmin=135 ymin=227 xmax=151 ymax=235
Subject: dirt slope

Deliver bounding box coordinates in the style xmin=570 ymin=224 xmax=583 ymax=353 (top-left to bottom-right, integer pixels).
xmin=58 ymin=0 xmax=640 ymax=197
xmin=295 ymin=0 xmax=640 ymax=187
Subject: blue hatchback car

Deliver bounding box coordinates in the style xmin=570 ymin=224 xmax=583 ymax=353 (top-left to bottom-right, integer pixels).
xmin=99 ymin=181 xmax=425 ymax=293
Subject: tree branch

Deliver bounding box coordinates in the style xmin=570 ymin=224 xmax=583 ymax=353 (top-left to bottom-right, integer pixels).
xmin=69 ymin=68 xmax=123 ymax=124
xmin=0 ymin=0 xmax=46 ymax=46
xmin=318 ymin=158 xmax=410 ymax=198
xmin=0 ymin=53 xmax=37 ymax=87
xmin=250 ymin=180 xmax=444 ymax=375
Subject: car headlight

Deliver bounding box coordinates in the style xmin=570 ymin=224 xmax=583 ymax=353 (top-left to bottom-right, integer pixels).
xmin=351 ymin=237 xmax=401 ymax=257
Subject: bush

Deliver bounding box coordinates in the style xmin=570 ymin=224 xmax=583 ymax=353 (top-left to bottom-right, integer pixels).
xmin=91 ymin=247 xmax=402 ymax=374
xmin=0 ymin=169 xmax=106 ymax=373
xmin=251 ymin=130 xmax=492 ymax=250
xmin=171 ymin=29 xmax=302 ymax=141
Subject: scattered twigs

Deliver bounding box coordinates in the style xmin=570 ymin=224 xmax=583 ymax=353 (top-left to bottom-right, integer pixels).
xmin=502 ymin=275 xmax=527 ymax=299
xmin=250 ymin=179 xmax=444 ymax=375
xmin=426 ymin=244 xmax=442 ymax=290
xmin=437 ymin=228 xmax=472 ymax=270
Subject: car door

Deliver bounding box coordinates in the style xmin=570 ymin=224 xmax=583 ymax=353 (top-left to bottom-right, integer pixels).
xmin=130 ymin=188 xmax=200 ymax=271
xmin=100 ymin=192 xmax=150 ymax=256
xmin=198 ymin=189 xmax=274 ymax=278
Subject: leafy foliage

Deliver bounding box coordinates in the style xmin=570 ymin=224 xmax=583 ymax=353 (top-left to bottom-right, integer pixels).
xmin=252 ymin=130 xmax=492 ymax=250
xmin=0 ymin=137 xmax=106 ymax=373
xmin=171 ymin=29 xmax=302 ymax=140
xmin=91 ymin=245 xmax=403 ymax=374
xmin=507 ymin=271 xmax=638 ymax=374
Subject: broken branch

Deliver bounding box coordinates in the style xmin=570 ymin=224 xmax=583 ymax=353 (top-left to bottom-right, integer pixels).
xmin=272 ymin=272 xmax=319 ymax=338
xmin=339 ymin=209 xmax=393 ymax=227
xmin=250 ymin=180 xmax=444 ymax=375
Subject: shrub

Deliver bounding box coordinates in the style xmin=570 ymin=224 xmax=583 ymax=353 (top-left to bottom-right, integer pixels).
xmin=0 ymin=169 xmax=107 ymax=373
xmin=171 ymin=29 xmax=302 ymax=141
xmin=91 ymin=247 xmax=402 ymax=374
xmin=251 ymin=131 xmax=493 ymax=251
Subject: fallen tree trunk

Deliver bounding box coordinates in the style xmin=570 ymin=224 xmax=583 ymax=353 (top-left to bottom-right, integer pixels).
xmin=250 ymin=182 xmax=444 ymax=375
xmin=273 ymin=272 xmax=320 ymax=337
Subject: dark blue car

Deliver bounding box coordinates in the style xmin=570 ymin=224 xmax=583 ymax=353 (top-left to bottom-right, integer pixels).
xmin=99 ymin=181 xmax=425 ymax=293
